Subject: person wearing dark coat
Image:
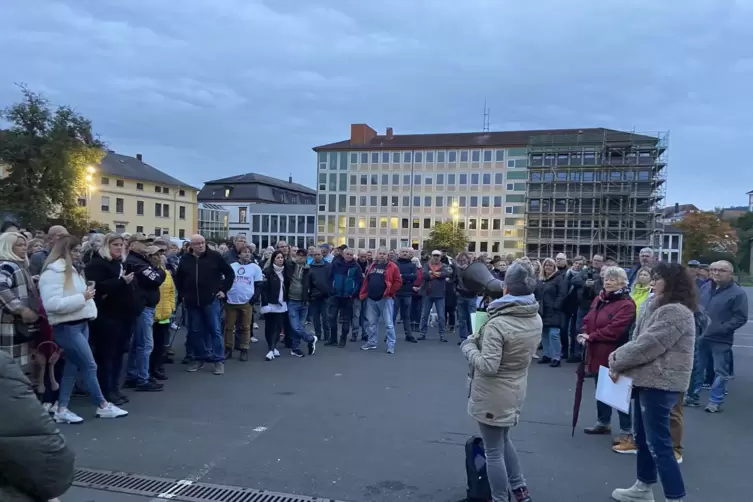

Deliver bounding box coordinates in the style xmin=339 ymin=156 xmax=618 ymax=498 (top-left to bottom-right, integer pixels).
xmin=393 ymin=248 xmax=419 ymax=343
xmin=0 ymin=351 xmax=75 ymax=502
xmin=85 ymin=234 xmax=139 ymax=405
xmin=308 ymin=249 xmax=333 ymax=344
xmin=535 ymin=258 xmax=568 ymax=367
xmin=328 ymin=248 xmax=363 ymax=346
xmin=579 ymin=266 xmax=636 ymax=438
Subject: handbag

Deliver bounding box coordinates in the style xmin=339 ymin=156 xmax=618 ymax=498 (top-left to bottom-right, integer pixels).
xmin=13 ymin=317 xmax=41 ymax=344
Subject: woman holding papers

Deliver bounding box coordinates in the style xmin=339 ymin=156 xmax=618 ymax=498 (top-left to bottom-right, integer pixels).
xmin=607 ymin=263 xmax=696 ymax=502
xmin=577 ymin=267 xmax=636 ymax=449
xmin=461 ymin=260 xmax=541 ymax=502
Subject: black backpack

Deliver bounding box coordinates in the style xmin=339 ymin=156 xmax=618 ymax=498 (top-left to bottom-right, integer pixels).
xmin=464 ymin=436 xmax=492 ymax=502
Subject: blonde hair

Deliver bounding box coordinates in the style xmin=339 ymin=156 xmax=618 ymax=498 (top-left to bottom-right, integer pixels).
xmin=42 ymin=235 xmax=81 ymax=290
xmin=0 ymin=232 xmax=28 ymax=264
xmin=539 ymin=257 xmax=557 ymax=280
xmin=98 ymin=233 xmax=125 ymax=261
xmin=631 ymin=266 xmax=652 ymax=291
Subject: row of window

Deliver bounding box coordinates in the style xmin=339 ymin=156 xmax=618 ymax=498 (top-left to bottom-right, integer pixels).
xmin=243 ymin=235 xmax=317 ymax=251
xmin=249 ymin=215 xmax=316 ymax=234
xmin=529 ymin=150 xmax=656 ymax=168
xmin=112 ymin=225 xmax=186 ymax=239
xmin=100 ymin=177 xmax=187 ymax=196
xmin=526 ymin=218 xmax=651 ymax=229
xmin=318 ymin=149 xmax=530 ymax=170
xmin=321 ymin=236 xmax=524 ymax=254
xmin=347 ymin=215 xmax=523 ymax=233
xmin=527 ymin=198 xmax=654 ymax=213
xmin=318 ymin=193 xmax=526 ymax=213
xmin=529 ymin=170 xmax=652 ymax=182
xmin=319 ymin=171 xmax=528 ymax=193
xmin=91 ymin=197 xmax=187 ymax=219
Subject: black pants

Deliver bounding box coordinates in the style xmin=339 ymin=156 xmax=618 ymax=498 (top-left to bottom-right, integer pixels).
xmin=328 ymin=297 xmax=354 ymax=342
xmin=91 ymin=319 xmax=129 ymax=399
xmin=150 ymin=323 xmax=169 ymax=375
xmin=264 ymin=312 xmax=285 ymax=351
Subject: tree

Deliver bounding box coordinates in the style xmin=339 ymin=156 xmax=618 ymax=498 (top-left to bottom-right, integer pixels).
xmin=730 ymin=212 xmax=753 ymax=273
xmin=421 ymin=221 xmax=469 ymax=256
xmin=674 ymin=211 xmax=738 ymax=260
xmin=0 ymin=86 xmax=105 ymax=230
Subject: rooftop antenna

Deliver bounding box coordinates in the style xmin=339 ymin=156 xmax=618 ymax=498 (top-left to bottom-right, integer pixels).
xmin=483 ymin=99 xmax=490 ymax=132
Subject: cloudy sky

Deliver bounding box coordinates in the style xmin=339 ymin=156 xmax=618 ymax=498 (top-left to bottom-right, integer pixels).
xmin=2 ymin=0 xmax=751 ymax=209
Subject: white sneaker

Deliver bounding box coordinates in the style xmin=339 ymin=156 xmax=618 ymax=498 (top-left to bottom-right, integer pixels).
xmin=170 ymin=322 xmax=178 ymax=330
xmin=265 ymin=350 xmax=275 ymax=361
xmin=54 ymin=408 xmax=84 ymax=424
xmin=42 ymin=402 xmax=53 ymax=414
xmin=253 ymin=323 xmax=259 ymax=329
xmin=611 ymin=480 xmax=655 ymax=501
xmin=96 ymin=402 xmax=129 ymax=419
xmin=250 ymin=336 xmax=259 ymax=343
xmin=273 ymin=348 xmax=280 ymax=357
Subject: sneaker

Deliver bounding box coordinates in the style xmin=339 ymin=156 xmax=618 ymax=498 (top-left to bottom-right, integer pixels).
xmin=338 ymin=338 xmax=347 ymax=348
xmin=170 ymin=322 xmax=179 ymax=330
xmin=152 ymin=370 xmax=168 ymax=380
xmin=253 ymin=322 xmax=259 ymax=329
xmin=265 ymin=350 xmax=275 ymax=361
xmin=361 ymin=344 xmax=377 ymax=351
xmin=54 ymin=408 xmax=84 ymax=424
xmin=109 ymin=394 xmax=129 ymax=406
xmin=674 ymin=451 xmax=683 ymax=464
xmin=250 ymin=336 xmax=259 ymax=343
xmin=531 ymin=353 xmax=540 ymax=359
xmin=549 ymin=359 xmax=561 ymax=368
xmin=96 ymin=402 xmax=129 ymax=419
xmin=584 ymin=424 xmax=612 ymax=435
xmin=273 ymin=348 xmax=280 ymax=358
xmin=537 ymin=356 xmax=552 ymax=364
xmin=325 ymin=338 xmax=338 ymax=346
xmin=186 ymin=361 xmax=204 ymax=373
xmin=181 ymin=356 xmax=194 ymax=364
xmin=612 ymin=436 xmax=638 ymax=455
xmin=290 ymin=349 xmax=305 ymax=358
xmin=439 ymin=337 xmax=448 ymax=343
xmin=405 ymin=336 xmax=417 ymax=343
xmin=308 ymin=335 xmax=318 ymax=355
xmin=136 ymin=381 xmax=164 ymax=392
xmin=350 ymin=335 xmax=358 ymax=342
xmin=239 ymin=349 xmax=249 ymax=362
xmin=705 ymin=403 xmax=721 ymax=413
xmin=213 ymin=362 xmax=225 ymax=375
xmin=512 ymin=486 xmax=533 ymax=502
xmin=702 ymin=383 xmax=711 ymax=389
xmin=611 ymin=480 xmax=655 ymax=501
xmin=123 ymin=379 xmax=138 ymax=389
xmin=683 ymin=397 xmax=700 ymax=407
xmin=386 ymin=347 xmax=395 ymax=354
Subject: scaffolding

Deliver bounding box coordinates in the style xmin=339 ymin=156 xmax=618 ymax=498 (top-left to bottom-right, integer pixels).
xmin=524 ymin=129 xmax=668 ymax=265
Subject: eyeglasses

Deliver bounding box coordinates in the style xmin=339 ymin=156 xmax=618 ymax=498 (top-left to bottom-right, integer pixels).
xmin=709 ymin=268 xmax=730 ymax=273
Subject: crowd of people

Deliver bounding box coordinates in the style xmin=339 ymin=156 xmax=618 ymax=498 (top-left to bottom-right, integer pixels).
xmin=0 ymin=219 xmax=749 ymax=502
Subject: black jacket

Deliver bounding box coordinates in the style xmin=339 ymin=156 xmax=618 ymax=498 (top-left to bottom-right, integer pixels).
xmin=260 ymin=265 xmax=288 ymax=307
xmin=571 ymin=267 xmax=603 ymax=310
xmin=395 ymin=258 xmax=418 ymax=297
xmin=125 ymin=252 xmax=166 ymax=310
xmin=85 ymin=254 xmax=139 ymax=321
xmin=535 ymin=270 xmax=568 ymax=328
xmin=175 ymin=249 xmax=235 ymax=307
xmin=308 ymin=261 xmax=332 ymax=300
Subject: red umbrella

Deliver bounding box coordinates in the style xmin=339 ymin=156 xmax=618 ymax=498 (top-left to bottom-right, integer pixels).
xmin=571 ymin=345 xmax=587 ymax=437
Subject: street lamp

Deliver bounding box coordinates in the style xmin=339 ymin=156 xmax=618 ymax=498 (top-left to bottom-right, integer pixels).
xmin=85 ymin=165 xmax=96 ymax=218
xmin=449 ymin=200 xmax=459 ymax=226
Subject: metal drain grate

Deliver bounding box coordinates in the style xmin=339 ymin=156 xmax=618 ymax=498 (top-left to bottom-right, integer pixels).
xmin=73 ymin=468 xmax=347 ymax=502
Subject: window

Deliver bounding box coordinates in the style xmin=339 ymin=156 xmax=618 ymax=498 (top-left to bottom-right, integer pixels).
xmin=371 ymin=152 xmax=379 ymax=164
xmin=378 ymin=174 xmax=386 ymax=185
xmin=494 ymin=196 xmax=502 ymax=207
xmin=482 ymin=173 xmax=491 ymax=185
xmin=414 ymin=174 xmax=421 ymax=185
xmin=448 ymin=173 xmax=456 ymax=184
xmin=425 ymin=176 xmax=432 ymax=185
xmin=392 ymin=196 xmax=398 ymax=207
xmin=371 ymin=174 xmax=378 ymax=185
xmin=423 ymin=218 xmax=432 ymax=229
xmin=101 ymin=177 xmax=110 ymax=185
xmin=392 ymin=152 xmax=400 ymax=163
xmin=368 ymin=238 xmax=376 ymax=249
xmin=496 ymin=150 xmax=505 ymax=162
xmin=360 ymin=174 xmax=367 ymax=185
xmin=415 ymin=151 xmax=423 ymax=163
xmin=349 ymin=195 xmax=357 ymax=206
xmin=155 ymin=185 xmax=162 ymax=193
xmin=306 ymin=216 xmax=315 ymax=233
xmin=482 ymin=196 xmax=490 ymax=208
xmin=480 ymin=242 xmax=488 ymax=252
xmin=495 ymin=173 xmax=504 ymax=184
xmin=492 ymin=219 xmax=501 ymax=230
xmin=239 ymin=207 xmax=247 ymax=223
xmin=349 ymin=174 xmax=357 ymax=186
xmin=163 ymin=187 xmax=170 ymax=195
xmin=154 ymin=228 xmax=162 ymax=236
xmin=155 ymin=203 xmax=162 ymax=217
xmin=426 ymin=151 xmax=434 ymax=163
xmin=101 ymin=196 xmax=110 ymax=212
xmin=481 ymin=219 xmax=489 ymax=230
xmin=137 ymin=200 xmax=144 ymax=215
xmin=348 ymin=217 xmax=356 ymax=228
xmin=328 ymin=194 xmax=336 ymax=211
xmin=402 ymin=196 xmax=410 ymax=206
xmin=506 ymin=183 xmax=514 ymax=191
xmin=360 ymin=152 xmax=368 ymax=164
xmin=505 ymin=206 xmax=514 ymax=214
xmin=351 ymin=152 xmax=358 ymax=164
xmin=137 ymin=183 xmax=144 ymax=191
xmin=471 ymin=173 xmax=480 ymax=185
xmin=468 ymin=219 xmax=478 ymax=230
xmin=470 ymin=196 xmax=478 ymax=207
xmin=390 ymin=217 xmax=399 ymax=229
xmin=403 ymin=174 xmax=411 ymax=185
xmin=483 ymin=150 xmax=492 ymax=162
xmin=403 ymin=151 xmax=412 ymax=163
xmin=437 ymin=151 xmax=446 ymax=162
xmin=370 ymin=196 xmax=377 ymax=207
xmin=163 ymin=204 xmax=170 ymax=218
xmin=472 ymin=150 xmax=480 ymax=162
xmin=392 ymin=174 xmax=400 ymax=185
xmin=369 ymin=217 xmax=377 ymax=228
xmin=360 ymin=196 xmax=367 ymax=206
xmin=413 ymin=196 xmax=421 ymax=207
xmin=270 ymin=215 xmax=278 ymax=233
xmin=116 ymin=179 xmax=124 ymax=187
xmin=136 ymin=226 xmax=143 ymax=233
xmin=436 ymin=173 xmax=444 ymax=185
xmin=459 ymin=173 xmax=468 ymax=184
xmin=178 ymin=229 xmax=185 ymax=239
xmin=179 ymin=189 xmax=185 ymax=197
xmin=252 ymin=215 xmax=260 ymax=232
xmin=379 ymin=217 xmax=388 ymax=229
xmin=413 ymin=218 xmax=420 ymax=229
xmin=358 ymin=238 xmax=366 ymax=249
xmin=382 ymin=152 xmax=390 ymax=164
xmin=448 ymin=151 xmax=457 ymax=163
xmin=460 ymin=150 xmax=469 ymax=162
xmin=459 ymin=196 xmax=467 ymax=207
xmin=424 ymin=196 xmax=432 ymax=207
xmin=339 ymin=173 xmax=348 ymax=190
xmin=116 ymin=198 xmax=124 ymax=213
xmin=381 ymin=196 xmax=388 ymax=207
xmin=401 ymin=218 xmax=409 ymax=229
xmin=436 ymin=196 xmax=444 ymax=207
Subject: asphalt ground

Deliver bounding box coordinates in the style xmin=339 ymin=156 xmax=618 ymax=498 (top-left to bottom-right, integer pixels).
xmin=60 ymin=311 xmax=752 ymax=502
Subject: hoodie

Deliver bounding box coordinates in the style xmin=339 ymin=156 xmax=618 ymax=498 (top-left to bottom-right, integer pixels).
xmin=309 ymin=260 xmax=332 ymax=299
xmin=331 ymin=258 xmax=363 ymax=298
xmin=395 ymin=257 xmax=418 ymax=297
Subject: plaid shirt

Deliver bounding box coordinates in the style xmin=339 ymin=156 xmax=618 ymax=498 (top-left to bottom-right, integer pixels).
xmin=0 ymin=260 xmax=39 ymax=366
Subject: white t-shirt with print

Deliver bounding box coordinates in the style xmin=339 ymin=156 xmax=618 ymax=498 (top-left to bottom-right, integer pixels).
xmin=226 ymin=262 xmax=263 ymax=305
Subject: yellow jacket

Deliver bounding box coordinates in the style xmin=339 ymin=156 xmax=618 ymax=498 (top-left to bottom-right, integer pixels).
xmin=154 ymin=267 xmax=176 ymax=322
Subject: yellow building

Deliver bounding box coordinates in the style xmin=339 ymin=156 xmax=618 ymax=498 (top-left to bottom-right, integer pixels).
xmin=85 ymin=152 xmax=198 ymax=238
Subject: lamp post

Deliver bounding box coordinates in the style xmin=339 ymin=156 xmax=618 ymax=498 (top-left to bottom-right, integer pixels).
xmin=85 ymin=166 xmax=96 ymax=218
xmin=450 ymin=200 xmax=459 ymax=227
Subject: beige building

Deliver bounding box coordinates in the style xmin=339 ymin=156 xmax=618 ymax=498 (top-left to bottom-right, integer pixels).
xmin=312 ymin=124 xmax=528 ymax=254
xmin=84 ymin=152 xmax=198 ymax=238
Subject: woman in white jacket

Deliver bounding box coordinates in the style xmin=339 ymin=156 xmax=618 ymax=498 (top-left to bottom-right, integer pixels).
xmin=39 ymin=235 xmax=128 ymax=424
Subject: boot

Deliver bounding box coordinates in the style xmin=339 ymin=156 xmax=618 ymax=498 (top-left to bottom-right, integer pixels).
xmin=611 ymin=480 xmax=655 ymax=501
xmin=338 ymin=336 xmax=347 ymax=348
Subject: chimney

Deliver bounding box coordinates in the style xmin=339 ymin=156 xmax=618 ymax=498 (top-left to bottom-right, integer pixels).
xmin=350 ymin=123 xmax=377 ymax=146
xmin=136 ymin=153 xmax=143 ymax=162
xmin=674 ymin=202 xmax=679 ymax=214
xmin=386 ymin=127 xmax=393 ymax=139
xmin=289 ymin=175 xmax=293 ymax=183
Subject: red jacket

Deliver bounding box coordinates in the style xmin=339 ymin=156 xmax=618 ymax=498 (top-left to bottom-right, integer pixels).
xmin=412 ymin=267 xmax=423 ymax=296
xmin=359 ymin=260 xmax=403 ymax=300
xmin=582 ymin=290 xmax=636 ymax=374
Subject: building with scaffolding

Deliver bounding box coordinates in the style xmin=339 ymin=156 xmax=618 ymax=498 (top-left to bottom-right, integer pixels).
xmin=524 ymin=129 xmax=668 ymax=264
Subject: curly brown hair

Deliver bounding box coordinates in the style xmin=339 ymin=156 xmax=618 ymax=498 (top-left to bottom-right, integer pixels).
xmin=652 ymin=262 xmax=698 ymax=312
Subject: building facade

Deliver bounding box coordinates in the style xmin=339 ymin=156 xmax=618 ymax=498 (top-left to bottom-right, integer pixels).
xmin=313 ymin=124 xmax=529 ymax=253
xmin=198 ymin=173 xmax=316 ymax=248
xmin=86 ymin=152 xmax=198 ymax=238
xmin=656 ymin=226 xmax=683 ymax=264
xmin=197 ymin=203 xmax=229 ymax=242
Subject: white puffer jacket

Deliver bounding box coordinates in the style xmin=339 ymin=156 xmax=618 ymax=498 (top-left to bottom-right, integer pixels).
xmin=39 ymin=259 xmax=97 ymax=326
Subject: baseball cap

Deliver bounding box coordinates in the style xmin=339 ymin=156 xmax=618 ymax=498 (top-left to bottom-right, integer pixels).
xmin=431 ymin=250 xmax=442 ymax=256
xmin=128 ymin=233 xmax=153 ymax=245
xmin=320 ymin=243 xmax=331 ymax=250
xmin=295 ymin=248 xmax=307 ymax=256
xmin=145 ymin=245 xmax=162 ymax=255
xmin=687 ymin=260 xmax=701 ymax=267
xmin=338 ymin=244 xmax=348 ymax=250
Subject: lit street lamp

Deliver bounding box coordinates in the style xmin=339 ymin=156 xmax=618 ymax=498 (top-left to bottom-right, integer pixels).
xmin=449 ymin=200 xmax=459 ymax=226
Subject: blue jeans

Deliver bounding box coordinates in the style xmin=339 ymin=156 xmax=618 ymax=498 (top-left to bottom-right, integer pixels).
xmin=186 ymin=299 xmax=224 ymax=362
xmin=392 ymin=296 xmax=413 ymax=339
xmin=309 ymin=297 xmax=330 ymax=339
xmin=689 ymin=338 xmax=731 ymax=404
xmin=351 ymin=299 xmax=363 ymax=338
xmin=634 ymin=388 xmax=685 ymax=500
xmin=541 ymin=326 xmax=562 ymax=361
xmin=53 ymin=321 xmax=105 ymax=408
xmin=288 ymin=299 xmax=314 ymax=350
xmin=127 ymin=307 xmax=155 ymax=385
xmin=456 ymin=296 xmax=477 ymax=340
xmin=365 ymin=297 xmax=396 ymax=349
xmin=419 ymin=296 xmax=446 ymax=337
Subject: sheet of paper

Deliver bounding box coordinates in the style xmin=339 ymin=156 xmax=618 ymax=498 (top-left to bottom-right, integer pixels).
xmin=595 ymin=365 xmax=633 ymax=414
xmin=471 ymin=311 xmax=488 ymax=335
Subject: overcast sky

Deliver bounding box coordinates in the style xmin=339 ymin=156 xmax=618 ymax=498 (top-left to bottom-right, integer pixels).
xmin=2 ymin=0 xmax=751 ymax=209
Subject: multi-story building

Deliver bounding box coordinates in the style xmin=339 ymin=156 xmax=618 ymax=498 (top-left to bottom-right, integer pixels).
xmin=197 ymin=173 xmax=316 ymax=249
xmin=657 ymin=225 xmax=683 ymax=264
xmin=197 ymin=203 xmax=229 ymax=242
xmin=312 ymin=124 xmax=530 ymax=253
xmin=525 ymin=130 xmax=668 ymax=263
xmin=86 ymin=152 xmax=198 ymax=238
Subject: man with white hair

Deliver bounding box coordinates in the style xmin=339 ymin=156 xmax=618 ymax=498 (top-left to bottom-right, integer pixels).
xmin=628 ymin=247 xmax=655 ymax=287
